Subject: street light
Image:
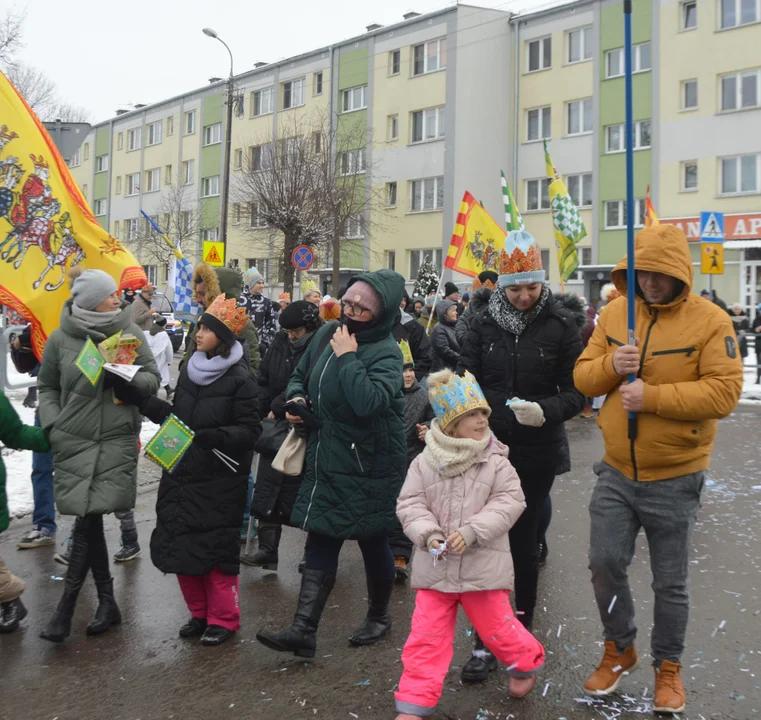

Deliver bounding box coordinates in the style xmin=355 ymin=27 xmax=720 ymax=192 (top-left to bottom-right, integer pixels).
xmin=202 ymin=27 xmax=234 ymax=253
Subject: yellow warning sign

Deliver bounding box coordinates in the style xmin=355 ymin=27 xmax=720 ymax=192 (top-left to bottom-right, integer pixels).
xmin=203 ymin=241 xmax=225 ymax=267
xmin=701 ymin=243 xmax=724 ymax=275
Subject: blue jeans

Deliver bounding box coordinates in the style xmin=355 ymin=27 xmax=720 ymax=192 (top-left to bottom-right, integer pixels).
xmin=242 ymin=472 xmax=255 ymax=526
xmin=31 ymin=411 xmax=55 ymax=533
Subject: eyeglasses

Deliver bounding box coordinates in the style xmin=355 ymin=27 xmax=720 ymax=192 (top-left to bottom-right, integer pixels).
xmin=342 ymin=300 xmax=372 ymax=316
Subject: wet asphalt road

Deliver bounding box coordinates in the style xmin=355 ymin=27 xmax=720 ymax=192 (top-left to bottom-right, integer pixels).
xmin=2 ymin=409 xmax=760 ymax=720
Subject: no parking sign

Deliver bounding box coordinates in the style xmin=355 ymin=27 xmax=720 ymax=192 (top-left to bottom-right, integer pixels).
xmin=291 ymin=245 xmax=314 ymax=271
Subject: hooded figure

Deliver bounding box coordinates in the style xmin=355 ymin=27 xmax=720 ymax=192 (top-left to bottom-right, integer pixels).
xmin=430 ymin=299 xmax=461 ymax=372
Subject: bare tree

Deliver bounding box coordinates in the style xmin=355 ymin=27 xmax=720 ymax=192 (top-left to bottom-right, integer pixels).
xmin=0 ymin=10 xmax=24 ymax=66
xmin=5 ymin=64 xmax=58 ymax=118
xmin=48 ymin=102 xmax=92 ymax=123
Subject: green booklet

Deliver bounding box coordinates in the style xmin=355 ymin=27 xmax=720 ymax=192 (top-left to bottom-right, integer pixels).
xmin=75 ymin=337 xmax=105 ymax=386
xmin=144 ymin=414 xmax=195 ymax=473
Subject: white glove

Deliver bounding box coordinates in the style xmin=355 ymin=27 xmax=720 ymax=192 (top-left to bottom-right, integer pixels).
xmin=510 ymin=401 xmax=545 ymax=427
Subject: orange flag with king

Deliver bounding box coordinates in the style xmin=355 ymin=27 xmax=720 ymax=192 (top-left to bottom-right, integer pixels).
xmin=0 ymin=71 xmax=146 ymax=360
xmin=445 ymin=192 xmax=507 ymax=278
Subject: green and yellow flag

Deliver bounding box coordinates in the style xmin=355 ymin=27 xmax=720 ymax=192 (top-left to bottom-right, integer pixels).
xmin=500 ymin=170 xmax=524 ymax=232
xmin=543 ymin=140 xmax=587 ymax=283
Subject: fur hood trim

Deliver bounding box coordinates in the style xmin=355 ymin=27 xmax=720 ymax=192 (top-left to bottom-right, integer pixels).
xmin=552 ymin=292 xmax=587 ymax=330
xmin=192 ymin=263 xmax=221 ymax=305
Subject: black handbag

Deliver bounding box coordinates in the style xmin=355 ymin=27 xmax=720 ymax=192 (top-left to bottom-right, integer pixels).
xmin=254 ymin=417 xmax=290 ymax=457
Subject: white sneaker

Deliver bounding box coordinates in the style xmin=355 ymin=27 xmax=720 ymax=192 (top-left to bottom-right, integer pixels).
xmin=17 ymin=526 xmax=56 ymax=549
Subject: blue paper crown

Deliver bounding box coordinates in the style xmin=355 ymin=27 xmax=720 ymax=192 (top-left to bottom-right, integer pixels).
xmin=430 ymin=371 xmax=491 ymax=430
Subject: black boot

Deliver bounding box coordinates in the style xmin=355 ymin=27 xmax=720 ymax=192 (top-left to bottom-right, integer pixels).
xmin=200 ymin=625 xmax=235 ymax=646
xmin=348 ymin=575 xmax=393 ymax=646
xmin=240 ymin=523 xmax=281 ymax=570
xmin=461 ymin=631 xmax=498 ymax=682
xmin=87 ymin=521 xmax=121 ymax=636
xmin=256 ymin=569 xmax=335 ymax=658
xmin=0 ymin=598 xmax=28 ymax=633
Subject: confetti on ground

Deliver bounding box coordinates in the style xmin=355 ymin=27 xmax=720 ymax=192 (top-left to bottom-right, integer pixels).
xmin=542 ymin=682 xmax=550 ymax=696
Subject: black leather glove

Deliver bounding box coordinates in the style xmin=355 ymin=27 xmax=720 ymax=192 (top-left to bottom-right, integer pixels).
xmin=194 ymin=429 xmax=224 ymax=450
xmin=103 ymin=372 xmax=127 ymax=390
xmin=113 ymin=381 xmax=147 ymax=409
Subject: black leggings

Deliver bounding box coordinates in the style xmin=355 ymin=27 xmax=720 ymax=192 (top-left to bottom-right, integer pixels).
xmin=304 ymin=531 xmax=394 ymax=579
xmin=71 ymin=514 xmax=110 ymax=580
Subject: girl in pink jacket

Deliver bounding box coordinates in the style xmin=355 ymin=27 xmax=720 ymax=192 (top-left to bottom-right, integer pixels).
xmin=394 ymin=369 xmax=545 ymax=719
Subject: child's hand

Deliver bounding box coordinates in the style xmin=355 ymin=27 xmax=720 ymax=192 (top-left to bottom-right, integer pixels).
xmin=429 ymin=539 xmax=442 ymax=552
xmin=446 ymin=531 xmax=467 ymax=554
xmin=416 ymin=424 xmax=428 ymax=441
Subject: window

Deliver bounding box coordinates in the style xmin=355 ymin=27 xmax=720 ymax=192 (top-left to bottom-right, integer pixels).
xmin=234 ymin=148 xmax=243 ymax=169
xmin=720 ymin=69 xmax=760 ymax=111
xmin=126 ymin=218 xmax=140 ymax=241
xmin=605 ymin=120 xmax=651 ymax=152
xmin=165 ymin=164 xmax=173 ymax=184
xmin=682 ymin=79 xmax=698 ymax=109
xmin=567 ymin=98 xmax=593 ymax=135
xmin=113 ymin=220 xmax=120 ymax=239
xmin=413 ymin=38 xmax=447 ymax=76
xmin=203 ymin=123 xmax=222 ymax=146
xmin=95 ymin=154 xmax=108 ymax=173
xmin=567 ymin=26 xmax=592 ymax=63
xmin=252 ymin=87 xmax=274 ymax=116
xmin=342 ymin=214 xmax=363 ymax=239
xmin=127 ymin=128 xmax=141 ymax=151
xmin=144 ymin=168 xmax=160 ymax=193
xmin=721 ymin=0 xmax=759 ymax=28
xmin=250 ymin=202 xmax=267 ymax=228
xmin=566 ymin=173 xmax=593 ymax=207
xmin=93 ymin=199 xmax=107 ymax=216
xmin=82 ymin=184 xmax=88 ymax=199
xmin=390 ymin=49 xmax=401 ymax=76
xmin=387 ymin=114 xmax=399 ymax=141
xmin=314 ymin=71 xmax=323 ymax=96
xmin=527 ymin=106 xmax=551 ymax=141
xmin=182 ymin=160 xmax=195 ymax=185
xmin=201 ymin=176 xmax=220 ymax=197
xmin=681 ymin=161 xmax=698 ymax=191
xmin=126 ymin=173 xmax=140 ymax=196
xmin=116 ymin=133 xmax=123 ymax=151
xmin=250 ymin=144 xmax=272 ymax=172
xmin=167 ymin=116 xmax=174 ymax=136
xmin=604 ymin=199 xmax=646 ymax=229
xmin=115 ymin=176 xmax=122 ymax=194
xmin=720 ymin=153 xmax=759 ymax=194
xmin=526 ymin=178 xmax=550 ymax=211
xmin=147 ymin=121 xmax=163 ymax=146
xmin=410 ymin=176 xmax=444 ymax=212
xmin=282 ymin=78 xmax=305 ymax=109
xmin=185 ymin=110 xmax=196 ymax=134
xmin=527 ymin=36 xmax=551 ymax=72
xmin=342 ymin=85 xmax=367 ymax=112
xmin=69 ymin=148 xmax=80 ymax=167
xmin=280 ymin=137 xmax=298 ymax=160
xmin=83 ymin=143 xmax=90 ymax=160
xmin=339 ymin=148 xmax=366 ymax=175
xmin=572 ymin=246 xmax=594 ymax=280
xmin=386 ymin=250 xmax=396 ymax=271
xmin=412 ymin=107 xmax=445 ymax=143
xmin=312 ymin=132 xmax=322 ymax=154
xmin=387 ymin=181 xmax=397 ymax=207
xmin=201 ymin=229 xmax=219 ymax=243
xmin=605 ymin=43 xmax=650 ymax=79
xmin=606 ymin=48 xmax=623 ymax=78
xmin=682 ymin=0 xmax=697 ymax=29
xmin=409 ymin=248 xmax=442 ymax=279
xmin=636 ymin=43 xmax=652 ymax=72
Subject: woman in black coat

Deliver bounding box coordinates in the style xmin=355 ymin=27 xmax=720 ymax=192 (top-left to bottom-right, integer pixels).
xmin=457 ymin=230 xmax=585 ymax=679
xmin=430 ymin=299 xmax=460 ymax=371
xmin=244 ymin=301 xmax=323 ymax=571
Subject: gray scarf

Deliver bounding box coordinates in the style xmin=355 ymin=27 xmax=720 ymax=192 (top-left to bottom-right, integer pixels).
xmin=187 ymin=341 xmax=243 ymax=386
xmin=71 ymin=303 xmax=121 ymax=329
xmin=487 ymin=284 xmax=552 ymax=337
xmin=290 ymin=329 xmax=316 ymax=351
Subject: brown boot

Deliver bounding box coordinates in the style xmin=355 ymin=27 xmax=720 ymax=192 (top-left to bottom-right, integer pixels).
xmin=653 ymin=660 xmax=685 ymax=713
xmin=583 ymin=640 xmax=639 ymax=696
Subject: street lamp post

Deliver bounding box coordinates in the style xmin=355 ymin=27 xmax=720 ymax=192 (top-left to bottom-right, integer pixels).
xmin=203 ymin=28 xmax=234 ymax=253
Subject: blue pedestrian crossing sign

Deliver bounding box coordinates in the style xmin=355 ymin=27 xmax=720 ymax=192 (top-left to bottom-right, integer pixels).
xmin=291 ymin=244 xmax=314 ymax=271
xmin=700 ymin=211 xmax=724 ymax=243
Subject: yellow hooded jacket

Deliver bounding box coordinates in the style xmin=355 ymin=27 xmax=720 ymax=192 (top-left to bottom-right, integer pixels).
xmin=574 ymin=225 xmax=743 ymax=481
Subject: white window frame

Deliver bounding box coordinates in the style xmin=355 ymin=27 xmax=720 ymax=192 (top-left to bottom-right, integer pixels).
xmin=605 ymin=120 xmax=651 ymax=153
xmin=314 ymin=72 xmax=323 ymax=96
xmin=201 ymin=228 xmax=219 ymax=243
xmin=411 ymin=106 xmax=445 ymax=143
xmin=252 ymin=87 xmax=274 ymax=117
xmin=566 ymin=98 xmax=593 ymax=136
xmin=113 ymin=220 xmax=120 ymax=239
xmin=572 ymin=246 xmax=594 ymax=281
xmin=386 ymin=181 xmax=397 ymax=207
xmin=93 ymin=199 xmax=107 ymax=217
xmin=386 ymin=250 xmax=396 ymax=271
xmin=681 ymin=0 xmax=697 ymax=30
xmin=719 ymin=153 xmax=760 ymax=195
xmin=95 ymin=154 xmax=108 ymax=173
xmin=526 ymin=178 xmax=551 ymax=211
xmin=282 ymin=78 xmax=305 ymax=110
xmin=604 ymin=198 xmax=646 ymax=229
xmin=203 ymin=123 xmax=222 ymax=147
xmin=185 ymin=110 xmax=197 ymax=134
xmin=412 ymin=38 xmax=447 ymax=76
xmin=410 ymin=176 xmax=444 ymax=213
xmin=390 ymin=49 xmax=401 ymax=76
xmin=167 ymin=116 xmax=174 ymax=136
xmin=408 ymin=248 xmax=443 ymax=279
xmin=116 ymin=133 xmax=124 ymax=151
xmin=527 ymin=36 xmax=552 ymax=72
xmin=387 ymin=114 xmax=399 ymax=141
xmin=69 ymin=149 xmax=80 ymax=167
xmin=567 ymin=26 xmax=593 ymax=64
xmin=719 ymin=69 xmax=760 ymax=112
xmin=127 ymin=128 xmax=142 ymax=151
xmin=527 ymin=105 xmax=551 ymax=142
xmin=83 ymin=143 xmax=90 ymax=160
xmin=201 ymin=175 xmax=220 ymax=198
xmin=250 ymin=201 xmax=268 ymax=229
xmin=720 ymin=0 xmax=760 ymax=29
xmin=342 ymin=85 xmax=367 ymax=113
xmin=165 ymin=164 xmax=172 ymax=185
xmin=681 ymin=78 xmax=698 ymax=110
xmin=115 ymin=176 xmax=122 ymax=194
xmin=126 ymin=218 xmax=140 ymax=241
xmin=126 ymin=173 xmax=140 ymax=196
xmin=565 ymin=173 xmax=593 ymax=208
xmin=342 ymin=214 xmax=363 ymax=239
xmin=82 ymin=184 xmax=88 ymax=199
xmin=250 ymin=143 xmax=272 ymax=172
xmin=147 ymin=120 xmax=163 ymax=146
xmin=681 ymin=160 xmax=698 ymax=192
xmin=605 ymin=43 xmax=651 ymax=79
xmin=234 ymin=148 xmax=243 ymax=169
xmin=144 ymin=168 xmax=160 ymax=193
xmin=339 ymin=148 xmax=366 ymax=176
xmin=182 ymin=160 xmax=195 ymax=186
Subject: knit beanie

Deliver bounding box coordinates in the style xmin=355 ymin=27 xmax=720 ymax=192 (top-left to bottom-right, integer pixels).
xmin=71 ymin=269 xmax=118 ymax=311
xmin=498 ymin=230 xmax=546 ymax=287
xmin=244 ymin=267 xmax=264 ymax=290
xmin=444 ymin=281 xmax=460 ymax=297
xmin=342 ymin=280 xmax=382 ymax=317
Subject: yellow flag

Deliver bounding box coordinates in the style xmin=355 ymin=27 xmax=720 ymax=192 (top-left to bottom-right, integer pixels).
xmin=445 ymin=192 xmax=507 ymax=278
xmin=0 ymin=71 xmax=146 ymax=360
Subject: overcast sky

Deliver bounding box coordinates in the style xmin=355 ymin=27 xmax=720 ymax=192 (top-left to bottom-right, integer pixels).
xmin=8 ymin=0 xmax=557 ymax=124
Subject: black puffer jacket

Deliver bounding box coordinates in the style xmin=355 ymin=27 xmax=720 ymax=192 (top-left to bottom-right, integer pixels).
xmin=146 ymin=351 xmax=261 ymax=576
xmin=431 ymin=318 xmax=460 ymax=372
xmin=391 ymin=312 xmax=432 ymax=380
xmin=257 ymin=329 xmax=316 ymax=419
xmin=458 ymin=293 xmax=585 ymax=474
xmin=455 ymin=287 xmax=492 ymax=345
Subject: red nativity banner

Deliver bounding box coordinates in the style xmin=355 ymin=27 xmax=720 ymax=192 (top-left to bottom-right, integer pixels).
xmin=660 ymin=212 xmax=761 ymax=242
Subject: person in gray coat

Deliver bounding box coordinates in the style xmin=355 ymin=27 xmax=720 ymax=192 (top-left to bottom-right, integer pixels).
xmin=430 ymin=300 xmax=461 ymax=372
xmin=38 ymin=270 xmax=161 ymax=643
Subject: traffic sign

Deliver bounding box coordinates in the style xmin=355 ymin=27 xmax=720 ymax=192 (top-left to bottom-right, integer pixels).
xmin=203 ymin=241 xmax=225 ymax=267
xmin=700 ymin=211 xmax=724 ymax=243
xmin=291 ymin=244 xmax=314 ymax=270
xmin=701 ymin=243 xmax=724 ymax=275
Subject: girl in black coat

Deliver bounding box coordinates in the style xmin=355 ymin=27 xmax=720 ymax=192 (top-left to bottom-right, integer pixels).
xmin=131 ymin=295 xmax=260 ymax=647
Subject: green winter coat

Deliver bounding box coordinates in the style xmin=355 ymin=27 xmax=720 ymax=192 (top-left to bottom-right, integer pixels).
xmin=38 ymin=301 xmax=161 ymax=517
xmin=0 ymin=390 xmax=49 ymax=533
xmin=287 ymin=269 xmax=407 ymax=539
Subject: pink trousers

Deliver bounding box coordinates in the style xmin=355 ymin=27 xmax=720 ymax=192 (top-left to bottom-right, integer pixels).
xmin=395 ymin=589 xmax=545 ymax=716
xmin=176 ymin=567 xmax=241 ymax=631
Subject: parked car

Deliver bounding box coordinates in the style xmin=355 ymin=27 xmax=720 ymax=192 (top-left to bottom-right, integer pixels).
xmin=152 ymin=292 xmax=185 ymax=353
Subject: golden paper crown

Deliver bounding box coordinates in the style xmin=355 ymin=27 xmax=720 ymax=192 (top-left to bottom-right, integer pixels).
xmin=205 ymin=294 xmax=249 ymax=337
xmin=279 ymin=292 xmax=291 ymax=301
xmin=29 ymin=154 xmax=49 ymax=169
xmin=428 ymin=370 xmax=491 ymax=430
xmin=399 ymin=339 xmax=414 ymax=367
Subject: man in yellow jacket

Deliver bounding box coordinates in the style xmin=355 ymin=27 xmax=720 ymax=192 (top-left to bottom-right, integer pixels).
xmin=574 ymin=224 xmax=742 ymax=714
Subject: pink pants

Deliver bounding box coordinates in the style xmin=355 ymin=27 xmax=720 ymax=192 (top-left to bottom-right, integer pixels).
xmin=395 ymin=589 xmax=545 ymax=716
xmin=176 ymin=567 xmax=241 ymax=631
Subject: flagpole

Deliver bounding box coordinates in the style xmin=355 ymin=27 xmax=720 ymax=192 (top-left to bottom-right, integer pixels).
xmin=624 ymin=0 xmax=637 ymax=442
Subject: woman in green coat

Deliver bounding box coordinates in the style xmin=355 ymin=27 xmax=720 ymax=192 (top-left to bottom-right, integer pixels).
xmin=0 ymin=390 xmax=50 ymax=633
xmin=38 ymin=269 xmax=161 ymax=643
xmin=257 ymin=269 xmax=407 ymax=659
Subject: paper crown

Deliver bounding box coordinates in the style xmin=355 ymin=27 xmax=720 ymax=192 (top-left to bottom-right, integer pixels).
xmin=399 ymin=339 xmax=414 ymax=368
xmin=29 ymin=154 xmax=49 ymax=170
xmin=301 ymin=273 xmax=318 ymax=295
xmin=472 ymin=277 xmax=497 ymax=292
xmin=428 ymin=370 xmax=491 ymax=431
xmin=279 ymin=292 xmax=291 ymax=301
xmin=498 ymin=230 xmax=545 ymax=287
xmin=204 ymin=294 xmax=249 ymax=338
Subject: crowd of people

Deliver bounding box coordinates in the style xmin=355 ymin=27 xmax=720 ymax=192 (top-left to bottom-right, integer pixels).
xmin=0 ymin=223 xmax=748 ymax=716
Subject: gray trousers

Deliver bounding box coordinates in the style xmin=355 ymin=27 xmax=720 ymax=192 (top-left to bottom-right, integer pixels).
xmin=588 ymin=461 xmax=704 ymax=663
